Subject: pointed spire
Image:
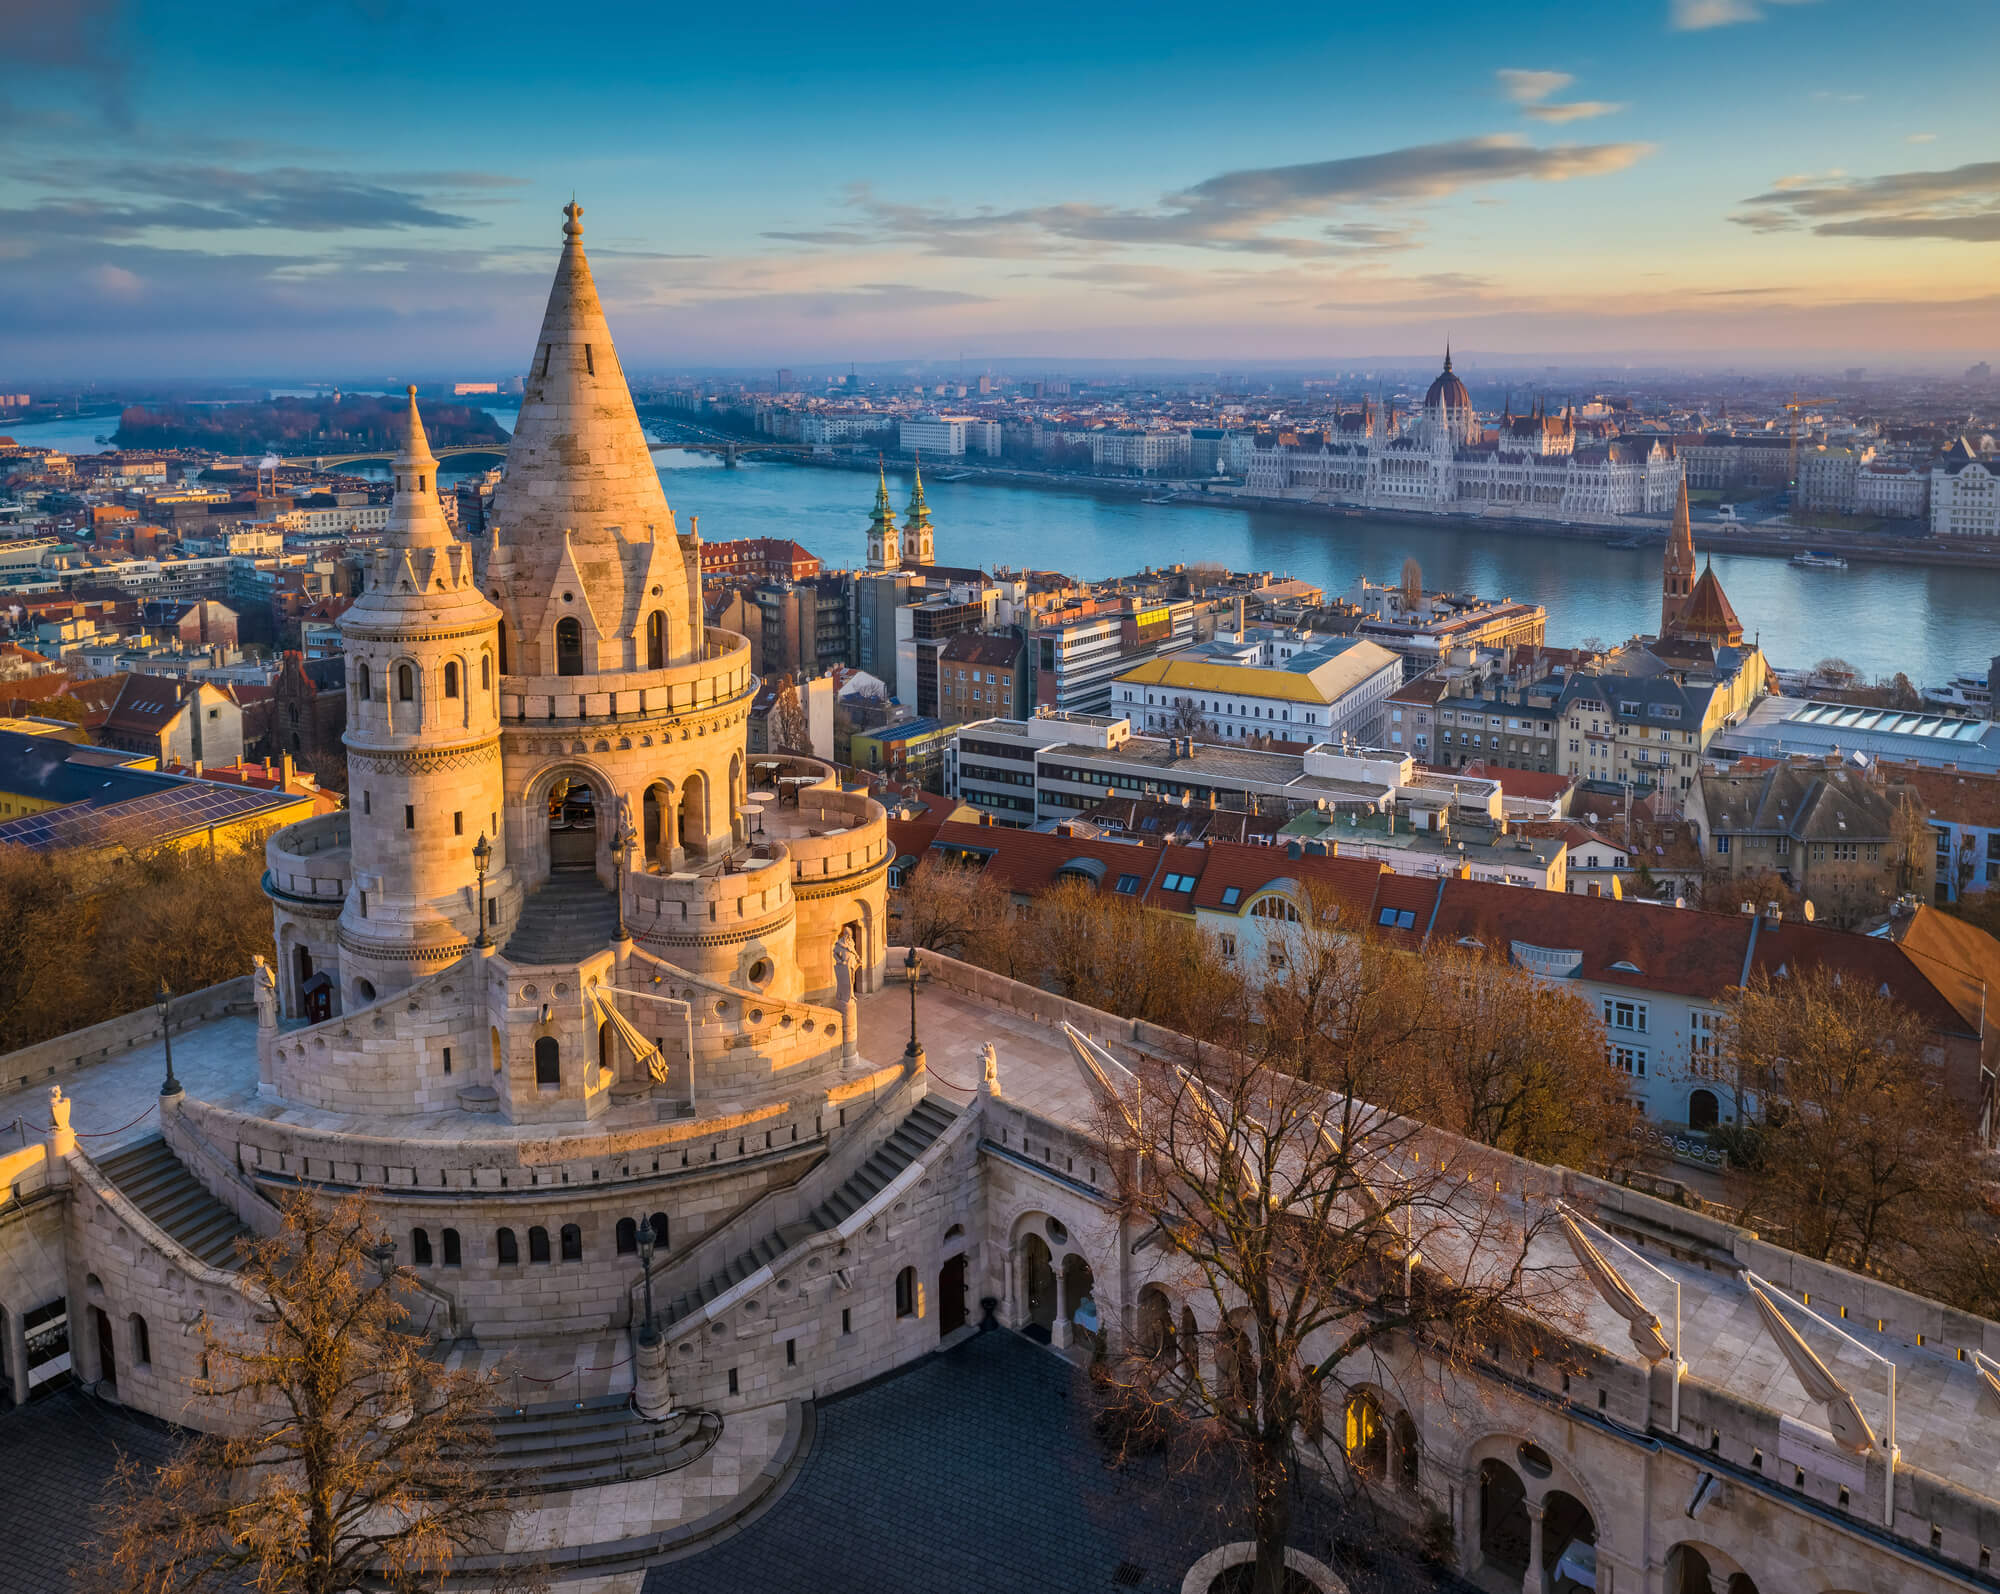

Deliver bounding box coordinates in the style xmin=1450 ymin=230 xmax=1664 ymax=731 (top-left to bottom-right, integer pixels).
xmin=382 ymin=384 xmax=451 ymax=549
xmin=873 ymin=457 xmax=895 ymax=524
xmin=1442 ymin=339 xmax=1452 ymax=374
xmin=905 ymin=451 xmax=931 ymax=528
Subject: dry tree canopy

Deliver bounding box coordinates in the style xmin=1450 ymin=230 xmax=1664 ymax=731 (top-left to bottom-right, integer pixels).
xmin=86 ymin=1188 xmax=542 ymax=1594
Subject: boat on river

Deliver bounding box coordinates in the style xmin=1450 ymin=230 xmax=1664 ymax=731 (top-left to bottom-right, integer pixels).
xmin=1790 ymin=550 xmax=1849 ymax=569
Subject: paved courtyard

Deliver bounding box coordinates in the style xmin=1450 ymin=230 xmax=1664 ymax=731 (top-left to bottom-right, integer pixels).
xmin=642 ymin=1329 xmax=1472 ymax=1594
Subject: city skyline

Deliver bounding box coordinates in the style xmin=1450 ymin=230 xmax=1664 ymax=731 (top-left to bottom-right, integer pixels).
xmin=5 ymin=0 xmax=1999 ymax=376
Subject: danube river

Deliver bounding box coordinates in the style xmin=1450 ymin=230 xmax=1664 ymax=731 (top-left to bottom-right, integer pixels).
xmin=10 ymin=410 xmax=1998 ymax=682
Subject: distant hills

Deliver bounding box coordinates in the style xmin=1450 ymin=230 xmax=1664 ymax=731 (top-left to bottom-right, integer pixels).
xmin=113 ymin=394 xmax=510 ymax=455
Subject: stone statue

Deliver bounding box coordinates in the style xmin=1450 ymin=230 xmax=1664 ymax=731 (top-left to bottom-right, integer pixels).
xmin=252 ymin=954 xmax=278 ymax=1028
xmin=48 ymin=1085 xmax=70 ymax=1136
xmin=980 ymin=1041 xmax=1001 ymax=1098
xmin=832 ymin=926 xmax=860 ymax=1007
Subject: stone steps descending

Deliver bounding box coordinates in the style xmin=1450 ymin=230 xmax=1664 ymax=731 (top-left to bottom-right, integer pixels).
xmin=662 ymin=1096 xmax=958 ymax=1326
xmin=97 ymin=1137 xmax=251 ymax=1271
xmin=478 ymin=1394 xmax=722 ymax=1494
xmin=503 ymin=875 xmax=622 ymax=965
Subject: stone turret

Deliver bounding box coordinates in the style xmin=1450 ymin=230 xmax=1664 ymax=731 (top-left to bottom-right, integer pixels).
xmin=865 ymin=461 xmax=900 ymax=571
xmin=485 ymin=202 xmax=701 ymax=682
xmin=336 ymin=388 xmax=512 ymax=1006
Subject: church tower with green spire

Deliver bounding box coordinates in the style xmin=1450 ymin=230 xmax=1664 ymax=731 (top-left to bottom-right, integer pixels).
xmin=902 ymin=455 xmax=935 ymax=567
xmin=865 ymin=460 xmax=901 ymax=571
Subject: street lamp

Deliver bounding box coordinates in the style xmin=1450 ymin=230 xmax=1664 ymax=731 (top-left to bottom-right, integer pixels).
xmin=156 ymin=977 xmax=182 ymax=1098
xmin=365 ymin=1237 xmax=398 ymax=1283
xmin=634 ymin=1215 xmax=659 ymax=1347
xmin=902 ymin=945 xmax=923 ymax=1065
xmin=611 ymin=816 xmax=634 ymax=943
xmin=472 ymin=832 xmax=493 ymax=949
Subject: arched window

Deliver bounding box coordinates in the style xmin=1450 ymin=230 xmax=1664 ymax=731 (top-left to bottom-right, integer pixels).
xmin=412 ymin=1228 xmax=433 ymax=1266
xmin=649 ymin=1212 xmax=669 ymax=1248
xmin=616 ymin=1217 xmax=638 ymax=1255
xmin=895 ymin=1266 xmax=918 ymax=1319
xmin=560 ymin=1223 xmax=582 ymax=1262
xmin=529 ymin=1226 xmax=551 ymax=1264
xmin=356 ymin=661 xmax=371 ymax=701
xmin=646 ymin=611 xmax=665 ymax=669
xmin=1344 ymin=1391 xmax=1388 ymax=1478
xmin=496 ymin=624 xmax=509 ymax=675
xmin=442 ymin=1228 xmax=461 ymax=1267
xmin=534 ymin=1036 xmax=560 ymax=1086
xmin=481 ymin=653 xmax=492 ymax=691
xmin=129 ymin=1314 xmax=151 ymax=1367
xmin=555 ymin=617 xmax=583 ymax=677
xmin=397 ymin=662 xmax=415 ymax=701
xmin=496 ymin=1227 xmax=519 ymax=1265
xmin=443 ymin=661 xmax=460 ymax=698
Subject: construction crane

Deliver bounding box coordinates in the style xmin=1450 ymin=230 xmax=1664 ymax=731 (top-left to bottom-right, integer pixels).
xmin=1784 ymin=389 xmax=1836 ymax=506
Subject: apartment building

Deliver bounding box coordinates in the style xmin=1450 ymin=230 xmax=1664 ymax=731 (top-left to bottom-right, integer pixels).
xmin=1112 ymin=632 xmax=1400 ymax=746
xmin=1932 ymin=438 xmax=2000 ymax=537
xmin=1030 ymin=596 xmax=1195 ymax=715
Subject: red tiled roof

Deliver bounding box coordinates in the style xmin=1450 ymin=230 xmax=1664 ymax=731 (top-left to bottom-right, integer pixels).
xmin=1882 ymin=761 xmax=2000 ymax=832
xmin=1457 ymin=761 xmax=1575 ymax=802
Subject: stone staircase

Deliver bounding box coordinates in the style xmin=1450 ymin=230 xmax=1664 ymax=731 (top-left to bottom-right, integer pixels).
xmin=479 ymin=1394 xmax=722 ymax=1494
xmin=662 ymin=1095 xmax=958 ymax=1326
xmin=98 ymin=1137 xmax=251 ymax=1271
xmin=503 ymin=873 xmax=622 ymax=965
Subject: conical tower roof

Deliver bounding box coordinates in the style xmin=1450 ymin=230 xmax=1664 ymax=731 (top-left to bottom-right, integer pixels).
xmin=487 ymin=202 xmax=696 ymax=676
xmin=870 ymin=461 xmax=897 ymax=535
xmin=905 ymin=453 xmax=931 ymax=528
xmin=383 ymin=386 xmax=452 ymax=550
xmin=1678 ymin=557 xmax=1744 ymax=648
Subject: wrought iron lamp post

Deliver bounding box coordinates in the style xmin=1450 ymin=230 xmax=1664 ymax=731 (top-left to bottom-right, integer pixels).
xmin=635 ymin=1216 xmax=659 ymax=1347
xmin=156 ymin=977 xmax=182 ymax=1098
xmin=472 ymin=832 xmax=493 ymax=948
xmin=365 ymin=1237 xmax=397 ymax=1283
xmin=902 ymin=945 xmax=923 ymax=1065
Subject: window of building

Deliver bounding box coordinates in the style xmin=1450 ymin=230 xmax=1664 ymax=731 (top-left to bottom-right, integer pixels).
xmin=356 ymin=662 xmax=371 ymax=700
xmin=129 ymin=1314 xmax=151 ymax=1367
xmin=555 ymin=617 xmax=584 ymax=676
xmin=1114 ymin=874 xmax=1141 ymax=894
xmin=1715 ymin=835 xmax=1731 ymax=855
xmin=1219 ymin=934 xmax=1236 ymax=959
xmin=443 ymin=661 xmax=460 ymax=698
xmin=649 ymin=1212 xmax=669 ymax=1247
xmin=497 ymin=1227 xmax=519 ymax=1265
xmin=442 ymin=1228 xmax=461 ymax=1266
xmin=647 ymin=611 xmax=665 ymax=669
xmin=1602 ymin=998 xmax=1648 ymax=1033
xmin=895 ymin=1266 xmax=918 ymax=1319
xmin=1609 ymin=1044 xmax=1647 ymax=1077
xmin=481 ymin=654 xmax=491 ymax=691
xmin=529 ymin=1227 xmax=551 ymax=1264
xmin=405 ymin=805 xmax=415 ymax=830
xmin=534 ymin=1036 xmax=560 ymax=1086
xmin=412 ymin=1228 xmax=433 ymax=1265
xmin=560 ymin=1223 xmax=582 ymax=1262
xmin=1161 ymin=873 xmax=1193 ymax=892
xmin=398 ymin=663 xmax=415 ymax=701
xmin=1832 ymin=842 xmax=1858 ymax=862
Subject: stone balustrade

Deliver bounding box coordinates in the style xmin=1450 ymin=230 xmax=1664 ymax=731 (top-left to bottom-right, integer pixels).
xmin=499 ymin=632 xmax=752 ymax=725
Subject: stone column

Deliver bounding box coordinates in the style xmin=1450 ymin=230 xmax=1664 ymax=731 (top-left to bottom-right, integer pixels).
xmin=1521 ymin=1498 xmax=1545 ymax=1594
xmin=1053 ymin=1262 xmax=1070 ymax=1349
xmin=633 ymin=1333 xmax=674 ymax=1422
xmin=840 ymin=997 xmax=858 ymax=1071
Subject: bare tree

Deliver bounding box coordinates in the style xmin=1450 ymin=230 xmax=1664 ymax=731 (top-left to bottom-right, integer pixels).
xmin=1167 ymin=695 xmax=1210 ymax=739
xmin=87 ymin=1189 xmax=536 ymax=1594
xmin=1721 ymin=969 xmax=1975 ymax=1276
xmin=1089 ymin=1024 xmax=1570 ymax=1594
xmin=892 ymin=857 xmax=1017 ymax=965
xmin=768 ymin=676 xmax=812 ymax=753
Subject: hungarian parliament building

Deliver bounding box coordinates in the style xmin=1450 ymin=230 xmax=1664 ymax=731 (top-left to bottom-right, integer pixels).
xmin=1244 ymin=350 xmax=1685 ymax=523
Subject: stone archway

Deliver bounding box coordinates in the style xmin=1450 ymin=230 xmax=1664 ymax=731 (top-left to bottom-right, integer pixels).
xmin=520 ymin=760 xmax=617 ymax=888
xmin=642 ymin=780 xmax=676 ymax=869
xmin=1542 ymin=1489 xmax=1597 ymax=1592
xmin=938 ymin=1253 xmax=968 ymax=1338
xmin=1478 ymin=1459 xmax=1530 ymax=1580
xmin=1667 ymin=1543 xmax=1761 ymax=1594
xmin=1136 ymin=1285 xmax=1176 ymax=1361
xmin=1018 ymin=1233 xmax=1055 ymax=1339
xmin=1061 ymin=1253 xmax=1098 ymax=1353
xmin=679 ymin=771 xmax=709 ymax=861
xmin=1689 ymin=1088 xmax=1721 ymax=1130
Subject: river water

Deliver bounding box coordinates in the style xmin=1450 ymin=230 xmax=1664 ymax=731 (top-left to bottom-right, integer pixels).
xmin=9 ymin=409 xmax=1997 ymax=682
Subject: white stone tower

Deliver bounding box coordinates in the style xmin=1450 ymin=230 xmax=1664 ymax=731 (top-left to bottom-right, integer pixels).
xmin=336 ymin=388 xmax=512 ymax=1006
xmin=864 ymin=462 xmax=900 ymax=571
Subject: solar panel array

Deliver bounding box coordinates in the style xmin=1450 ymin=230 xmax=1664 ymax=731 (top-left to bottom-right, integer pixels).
xmin=0 ymin=781 xmax=295 ymax=852
xmin=1785 ymin=701 xmax=1990 ymax=743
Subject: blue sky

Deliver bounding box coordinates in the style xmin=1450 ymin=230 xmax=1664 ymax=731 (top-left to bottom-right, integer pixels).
xmin=4 ymin=0 xmax=1997 ymax=378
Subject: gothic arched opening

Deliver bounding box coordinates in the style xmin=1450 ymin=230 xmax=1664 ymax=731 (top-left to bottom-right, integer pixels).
xmin=1478 ymin=1459 xmax=1530 ymax=1579
xmin=1689 ymin=1089 xmax=1721 ymax=1130
xmin=678 ymin=772 xmax=708 ymax=859
xmin=1018 ymin=1231 xmax=1055 ymax=1339
xmin=937 ymin=1252 xmax=968 ymax=1338
xmin=646 ymin=610 xmax=665 ymax=669
xmin=547 ymin=773 xmax=597 ymax=872
xmin=555 ymin=617 xmax=584 ymax=676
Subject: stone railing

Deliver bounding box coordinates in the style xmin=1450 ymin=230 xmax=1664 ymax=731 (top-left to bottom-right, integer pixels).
xmin=499 ymin=632 xmax=752 ymax=724
xmin=0 ymin=976 xmax=252 ymax=1097
xmin=628 ymin=844 xmax=794 ymax=939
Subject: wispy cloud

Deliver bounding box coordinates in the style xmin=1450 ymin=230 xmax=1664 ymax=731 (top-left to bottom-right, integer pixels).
xmin=1670 ymin=0 xmax=1817 ymax=29
xmin=787 ymin=135 xmax=1652 ymax=261
xmin=0 ymin=0 xmax=131 ymax=129
xmin=1732 ymin=160 xmax=2000 ymax=241
xmin=1496 ymin=67 xmax=1625 ymax=124
xmin=1908 ymin=132 xmax=1937 ymax=144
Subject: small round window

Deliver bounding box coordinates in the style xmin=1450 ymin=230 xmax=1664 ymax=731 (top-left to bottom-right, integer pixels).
xmin=747 ymin=958 xmax=772 ymax=987
xmin=1516 ymin=1441 xmax=1553 ymax=1478
xmin=1046 ymin=1217 xmax=1068 ymax=1244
